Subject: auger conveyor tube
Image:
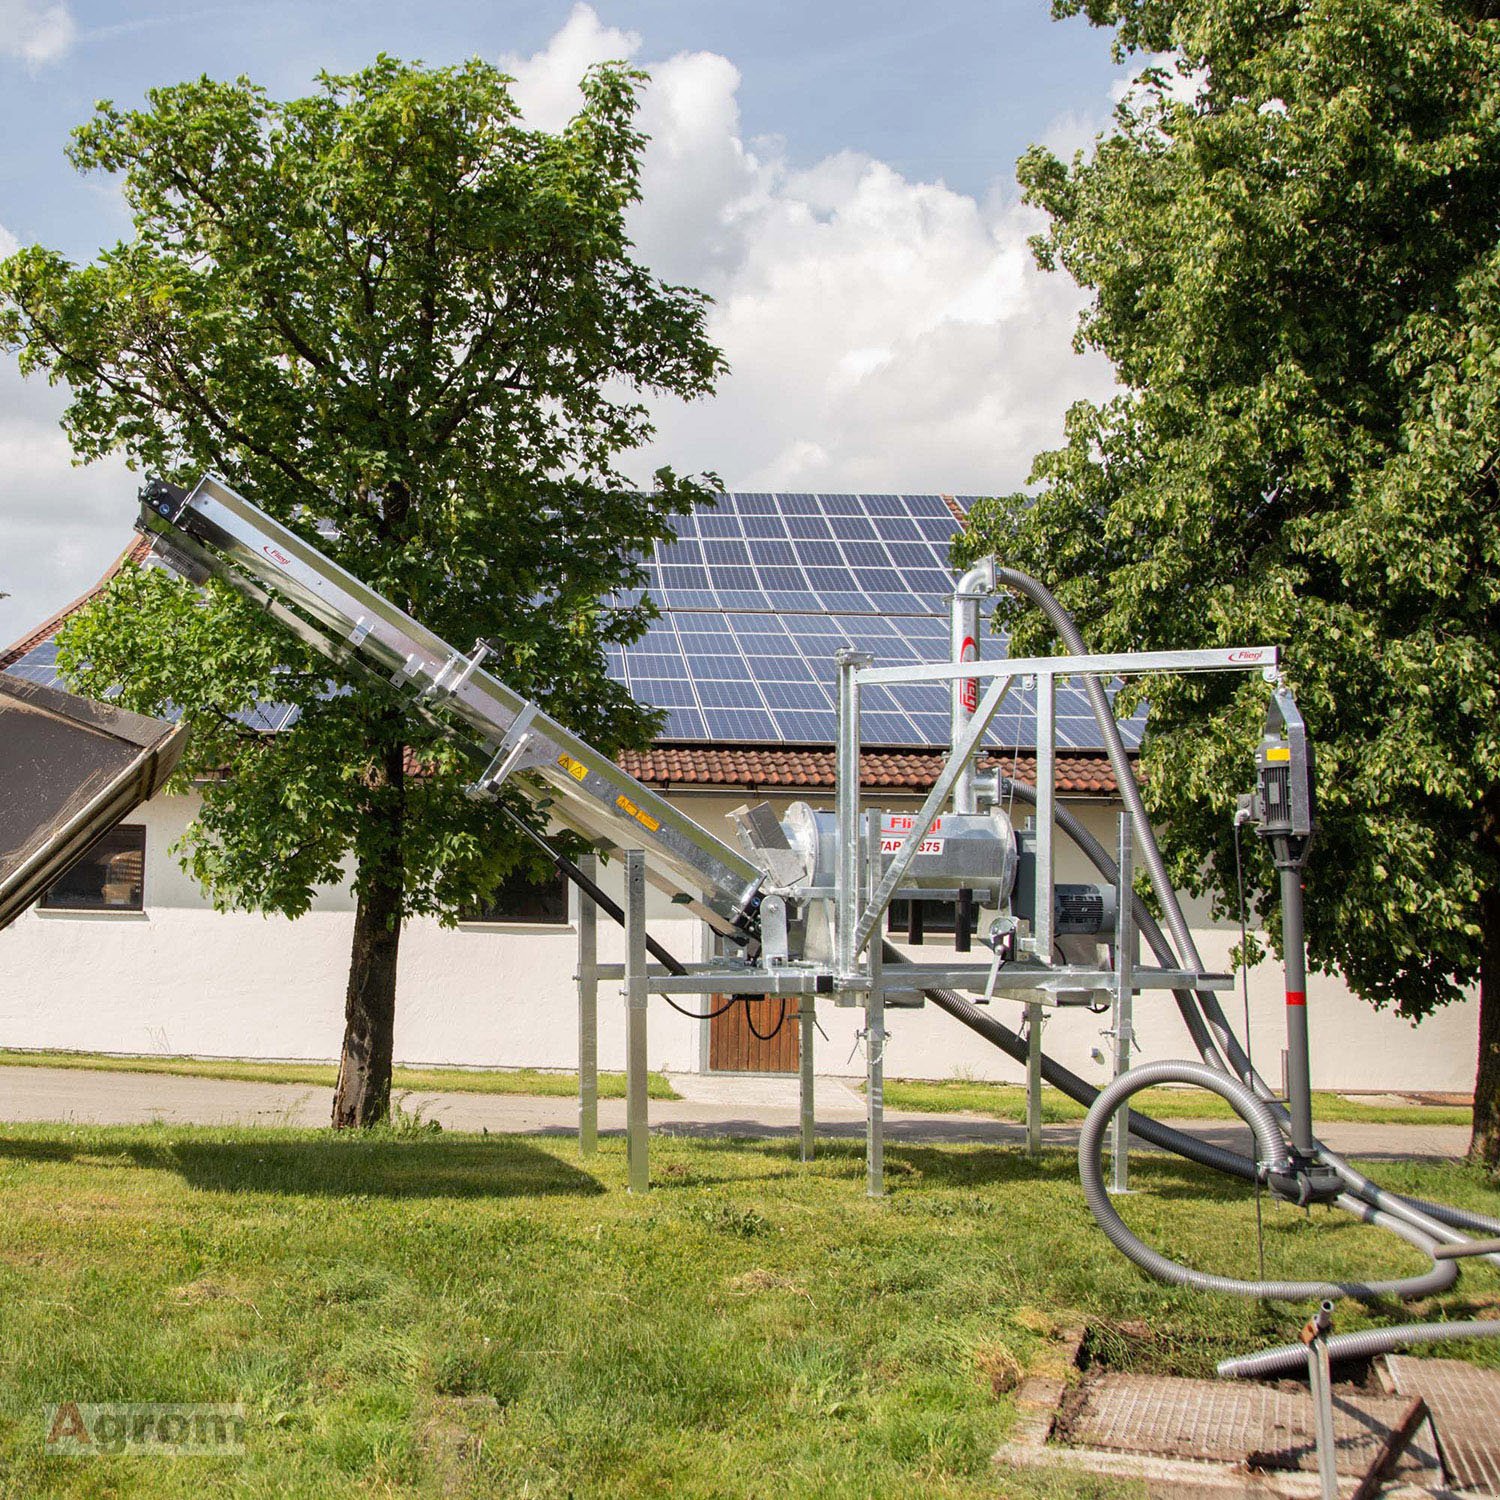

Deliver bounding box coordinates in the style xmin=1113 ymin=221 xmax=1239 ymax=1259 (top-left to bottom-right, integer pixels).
xmin=135 ymin=475 xmax=765 ymax=940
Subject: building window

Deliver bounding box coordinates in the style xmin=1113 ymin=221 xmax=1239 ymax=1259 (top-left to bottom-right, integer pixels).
xmin=461 ymin=866 xmax=570 ymax=926
xmin=887 ymin=897 xmax=958 ymax=936
xmin=40 ymin=824 xmax=146 ymax=912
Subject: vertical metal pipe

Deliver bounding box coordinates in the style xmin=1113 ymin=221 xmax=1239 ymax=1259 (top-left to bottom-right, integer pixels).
xmin=866 ymin=816 xmax=886 ymax=1198
xmin=799 ymin=996 xmax=816 ymax=1164
xmin=950 ymin=558 xmax=994 ymax=817
xmin=1032 ymin=673 xmax=1056 ymax=964
xmin=576 ymin=852 xmax=599 ymax=1157
xmin=624 ymin=850 xmax=649 ymax=1194
xmin=952 ymin=563 xmax=991 ymax=952
xmin=1026 ymin=1002 xmax=1044 ymax=1159
xmin=835 ymin=648 xmax=870 ymax=977
xmin=1110 ymin=814 xmax=1136 ymax=1194
xmin=1307 ymin=1323 xmax=1339 ymax=1500
xmin=1281 ymin=861 xmax=1314 ymax=1157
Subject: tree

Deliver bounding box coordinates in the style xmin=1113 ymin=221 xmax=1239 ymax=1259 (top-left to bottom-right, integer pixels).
xmin=958 ymin=0 xmax=1500 ymax=1163
xmin=0 ymin=58 xmax=724 ymax=1126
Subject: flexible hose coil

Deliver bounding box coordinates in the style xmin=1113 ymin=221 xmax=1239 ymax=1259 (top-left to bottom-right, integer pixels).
xmin=1077 ymin=1061 xmax=1458 ymax=1300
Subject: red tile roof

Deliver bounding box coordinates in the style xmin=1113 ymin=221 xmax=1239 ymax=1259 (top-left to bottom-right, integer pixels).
xmin=617 ymin=744 xmax=1119 ymax=796
xmin=0 ymin=536 xmax=152 ymax=671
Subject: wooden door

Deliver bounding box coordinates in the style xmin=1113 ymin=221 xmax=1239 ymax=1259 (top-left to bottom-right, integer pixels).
xmin=709 ymin=995 xmax=800 ymax=1072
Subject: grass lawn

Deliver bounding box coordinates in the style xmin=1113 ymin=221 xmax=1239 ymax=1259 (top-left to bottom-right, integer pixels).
xmin=0 ymin=1125 xmax=1496 ymax=1497
xmin=0 ymin=1049 xmax=680 ymax=1101
xmin=877 ymin=1078 xmax=1473 ymax=1128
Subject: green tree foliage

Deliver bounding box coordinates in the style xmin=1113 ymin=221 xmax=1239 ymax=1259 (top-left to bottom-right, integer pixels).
xmin=958 ymin=0 xmax=1500 ymax=1162
xmin=0 ymin=57 xmax=724 ymax=1125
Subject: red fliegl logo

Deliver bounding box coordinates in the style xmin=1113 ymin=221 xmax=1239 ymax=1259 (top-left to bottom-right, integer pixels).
xmin=959 ymin=636 xmax=978 ymax=714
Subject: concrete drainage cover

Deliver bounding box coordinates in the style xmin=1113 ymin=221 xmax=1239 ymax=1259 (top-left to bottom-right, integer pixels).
xmin=1061 ymin=1374 xmax=1443 ymax=1481
xmin=1383 ymin=1357 xmax=1500 ymax=1496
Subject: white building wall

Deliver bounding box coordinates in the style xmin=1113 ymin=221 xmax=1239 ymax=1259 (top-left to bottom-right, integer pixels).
xmin=0 ymin=785 xmax=1479 ymax=1093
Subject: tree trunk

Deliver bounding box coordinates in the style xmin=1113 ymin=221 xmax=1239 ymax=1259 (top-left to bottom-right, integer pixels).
xmin=332 ymin=741 xmax=405 ymax=1129
xmin=1470 ymin=884 xmax=1500 ymax=1169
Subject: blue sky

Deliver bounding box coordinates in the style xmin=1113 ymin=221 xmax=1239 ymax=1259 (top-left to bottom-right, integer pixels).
xmin=0 ymin=0 xmax=1132 ymax=639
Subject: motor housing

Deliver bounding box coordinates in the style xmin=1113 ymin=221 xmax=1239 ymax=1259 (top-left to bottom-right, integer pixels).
xmin=778 ymin=803 xmax=1019 ymax=902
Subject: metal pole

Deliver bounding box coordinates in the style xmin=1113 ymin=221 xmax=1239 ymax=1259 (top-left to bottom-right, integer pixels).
xmin=576 ymin=852 xmax=599 ymax=1157
xmin=799 ymin=995 xmax=816 ymax=1164
xmin=866 ymin=816 xmax=885 ymax=1198
xmin=1029 ymin=674 xmax=1056 ymax=962
xmin=836 ymin=648 xmax=871 ymax=977
xmin=1109 ymin=814 xmax=1136 ymax=1194
xmin=1303 ymin=1302 xmax=1339 ymax=1500
xmin=1023 ymin=670 xmax=1057 ymax=1160
xmin=624 ymin=850 xmax=649 ymax=1194
xmin=950 ymin=560 xmax=992 ymax=817
xmin=1026 ymin=1002 xmax=1044 ymax=1159
xmin=1281 ymin=860 xmax=1314 ymax=1158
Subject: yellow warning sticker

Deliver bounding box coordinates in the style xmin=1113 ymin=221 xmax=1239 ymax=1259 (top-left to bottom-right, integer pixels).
xmin=615 ymin=794 xmax=660 ymax=833
xmin=1266 ymin=746 xmax=1291 ymax=763
xmin=558 ymin=754 xmax=589 ymax=781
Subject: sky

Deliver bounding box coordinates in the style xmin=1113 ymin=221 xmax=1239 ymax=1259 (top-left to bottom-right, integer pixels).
xmin=0 ymin=0 xmax=1135 ymax=641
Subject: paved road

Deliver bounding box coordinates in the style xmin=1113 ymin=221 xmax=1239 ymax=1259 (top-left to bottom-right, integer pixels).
xmin=0 ymin=1064 xmax=1473 ymax=1160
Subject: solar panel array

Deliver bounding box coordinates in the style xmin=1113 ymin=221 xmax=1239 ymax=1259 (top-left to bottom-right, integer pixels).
xmin=610 ymin=493 xmax=1139 ymax=750
xmin=3 ymin=636 xmax=302 ymax=733
xmin=4 ymin=493 xmax=1144 ymax=751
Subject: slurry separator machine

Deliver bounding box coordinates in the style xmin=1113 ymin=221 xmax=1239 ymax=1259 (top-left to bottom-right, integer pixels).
xmin=106 ymin=472 xmax=1497 ymax=1380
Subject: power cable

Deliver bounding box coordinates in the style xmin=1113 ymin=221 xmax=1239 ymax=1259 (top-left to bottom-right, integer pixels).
xmin=744 ymin=995 xmax=788 ymax=1041
xmin=496 ymin=805 xmax=741 ymax=1020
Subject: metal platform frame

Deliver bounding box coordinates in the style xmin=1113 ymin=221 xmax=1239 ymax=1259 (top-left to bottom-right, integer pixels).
xmin=575 ymin=647 xmax=1275 ymax=1197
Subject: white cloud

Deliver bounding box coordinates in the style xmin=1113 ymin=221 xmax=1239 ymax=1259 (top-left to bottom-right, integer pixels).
xmin=0 ymin=363 xmax=135 ymax=646
xmin=498 ymin=4 xmax=641 ymax=133
xmin=0 ymin=212 xmax=132 ymax=640
xmin=500 ymin=5 xmax=1116 ymax=496
xmin=1111 ymin=50 xmax=1203 ymax=109
xmin=0 ymin=0 xmax=76 ymax=67
xmin=1 ymin=8 xmax=1126 ymax=640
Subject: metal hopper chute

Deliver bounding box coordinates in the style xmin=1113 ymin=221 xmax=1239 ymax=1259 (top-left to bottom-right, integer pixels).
xmin=0 ymin=672 xmax=188 ymax=932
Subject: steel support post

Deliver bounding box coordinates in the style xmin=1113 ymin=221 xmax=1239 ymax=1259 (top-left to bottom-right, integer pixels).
xmin=1030 ymin=673 xmax=1056 ymax=962
xmin=1025 ymin=671 xmax=1055 ymax=1159
xmin=1026 ymin=1002 xmax=1044 ymax=1158
xmin=1304 ymin=1305 xmax=1339 ymax=1500
xmin=576 ymin=853 xmax=599 ymax=1157
xmin=799 ymin=996 xmax=816 ymax=1164
xmin=1109 ymin=814 xmax=1136 ymax=1194
xmin=866 ymin=817 xmax=886 ymax=1198
xmin=623 ymin=850 xmax=649 ymax=1193
xmin=1281 ymin=860 xmax=1315 ymax=1158
xmin=835 ymin=648 xmax=870 ymax=975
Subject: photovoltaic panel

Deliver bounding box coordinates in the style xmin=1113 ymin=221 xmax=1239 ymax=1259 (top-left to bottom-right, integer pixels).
xmin=605 ymin=493 xmax=1146 ymax=752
